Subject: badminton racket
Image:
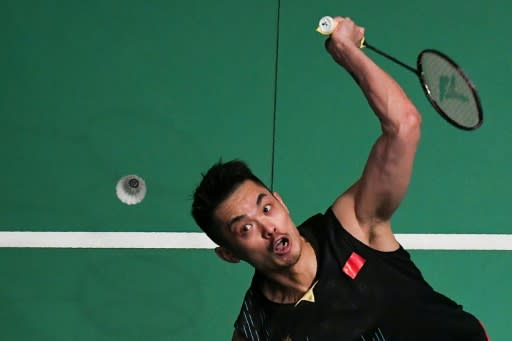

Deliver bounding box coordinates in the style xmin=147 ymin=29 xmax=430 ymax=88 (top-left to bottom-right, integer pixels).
xmin=317 ymin=16 xmax=483 ymax=131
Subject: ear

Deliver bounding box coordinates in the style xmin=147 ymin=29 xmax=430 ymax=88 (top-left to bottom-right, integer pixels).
xmin=215 ymin=246 xmax=240 ymax=263
xmin=273 ymin=191 xmax=289 ymax=213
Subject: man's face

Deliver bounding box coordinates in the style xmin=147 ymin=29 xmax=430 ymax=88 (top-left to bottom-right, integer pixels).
xmin=213 ymin=180 xmax=304 ymax=273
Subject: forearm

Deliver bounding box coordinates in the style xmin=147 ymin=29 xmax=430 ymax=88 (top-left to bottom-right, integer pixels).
xmin=332 ymin=41 xmax=420 ymax=133
xmin=327 ymin=17 xmax=421 ymax=250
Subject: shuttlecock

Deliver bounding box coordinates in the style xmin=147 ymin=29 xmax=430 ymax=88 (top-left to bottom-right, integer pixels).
xmin=116 ymin=175 xmax=147 ymax=205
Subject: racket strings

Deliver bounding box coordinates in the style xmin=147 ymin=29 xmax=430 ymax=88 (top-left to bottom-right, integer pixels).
xmin=420 ymin=52 xmax=480 ymax=129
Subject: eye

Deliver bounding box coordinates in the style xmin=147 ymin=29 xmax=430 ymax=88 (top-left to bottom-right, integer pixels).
xmin=241 ymin=224 xmax=253 ymax=233
xmin=263 ymin=204 xmax=271 ymax=214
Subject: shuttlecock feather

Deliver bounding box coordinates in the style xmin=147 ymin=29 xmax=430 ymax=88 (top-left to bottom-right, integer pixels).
xmin=116 ymin=175 xmax=147 ymax=205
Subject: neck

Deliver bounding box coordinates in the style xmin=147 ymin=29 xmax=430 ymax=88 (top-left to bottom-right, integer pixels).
xmin=260 ymin=239 xmax=317 ymax=304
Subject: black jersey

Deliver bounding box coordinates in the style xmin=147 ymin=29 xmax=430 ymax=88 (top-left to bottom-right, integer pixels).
xmin=234 ymin=208 xmax=488 ymax=341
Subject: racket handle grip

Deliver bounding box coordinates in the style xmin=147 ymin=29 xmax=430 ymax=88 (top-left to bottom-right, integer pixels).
xmin=316 ymin=16 xmax=337 ymax=35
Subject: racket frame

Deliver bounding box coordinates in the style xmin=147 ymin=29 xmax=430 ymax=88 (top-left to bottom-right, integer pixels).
xmin=416 ymin=49 xmax=484 ymax=131
xmin=317 ymin=14 xmax=484 ymax=131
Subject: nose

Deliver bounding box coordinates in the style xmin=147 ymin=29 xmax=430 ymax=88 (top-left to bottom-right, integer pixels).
xmin=261 ymin=223 xmax=276 ymax=239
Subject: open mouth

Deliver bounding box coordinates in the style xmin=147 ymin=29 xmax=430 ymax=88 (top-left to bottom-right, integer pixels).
xmin=273 ymin=237 xmax=291 ymax=255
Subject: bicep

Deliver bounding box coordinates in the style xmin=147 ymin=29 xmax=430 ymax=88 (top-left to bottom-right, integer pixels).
xmin=332 ymin=115 xmax=420 ymax=249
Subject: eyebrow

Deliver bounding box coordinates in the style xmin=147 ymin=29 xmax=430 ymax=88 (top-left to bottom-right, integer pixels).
xmin=227 ymin=193 xmax=267 ymax=230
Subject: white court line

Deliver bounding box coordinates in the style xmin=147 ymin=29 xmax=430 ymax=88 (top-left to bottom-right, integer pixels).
xmin=0 ymin=232 xmax=215 ymax=249
xmin=0 ymin=232 xmax=511 ymax=250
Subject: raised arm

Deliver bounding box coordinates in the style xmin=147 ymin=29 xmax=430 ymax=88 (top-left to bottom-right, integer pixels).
xmin=327 ymin=17 xmax=422 ymax=251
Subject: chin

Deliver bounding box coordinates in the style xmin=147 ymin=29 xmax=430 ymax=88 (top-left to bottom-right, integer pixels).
xmin=277 ymin=250 xmax=302 ymax=269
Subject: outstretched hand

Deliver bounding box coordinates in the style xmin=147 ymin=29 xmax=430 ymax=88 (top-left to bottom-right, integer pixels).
xmin=324 ymin=17 xmax=366 ymax=67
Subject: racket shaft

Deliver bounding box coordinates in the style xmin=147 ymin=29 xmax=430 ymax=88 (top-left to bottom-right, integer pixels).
xmin=365 ymin=43 xmax=418 ymax=75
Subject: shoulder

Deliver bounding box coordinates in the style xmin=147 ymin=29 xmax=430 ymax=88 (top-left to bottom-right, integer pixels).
xmin=332 ymin=182 xmax=399 ymax=251
xmin=301 ymin=207 xmax=410 ymax=261
xmin=297 ymin=207 xmax=355 ymax=246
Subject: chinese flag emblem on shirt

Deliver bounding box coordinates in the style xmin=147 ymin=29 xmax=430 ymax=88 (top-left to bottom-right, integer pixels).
xmin=342 ymin=252 xmax=366 ymax=279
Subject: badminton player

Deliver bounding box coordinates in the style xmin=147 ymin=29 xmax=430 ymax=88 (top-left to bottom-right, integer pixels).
xmin=191 ymin=16 xmax=488 ymax=341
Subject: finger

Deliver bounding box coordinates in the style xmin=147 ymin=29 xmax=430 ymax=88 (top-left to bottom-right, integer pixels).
xmin=332 ymin=16 xmax=346 ymax=28
xmin=334 ymin=16 xmax=354 ymax=24
xmin=324 ymin=37 xmax=332 ymax=52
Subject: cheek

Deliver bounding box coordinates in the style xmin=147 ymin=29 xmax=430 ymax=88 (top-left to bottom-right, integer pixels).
xmin=278 ymin=213 xmax=294 ymax=229
xmin=232 ymin=235 xmax=265 ymax=252
xmin=235 ymin=242 xmax=270 ymax=263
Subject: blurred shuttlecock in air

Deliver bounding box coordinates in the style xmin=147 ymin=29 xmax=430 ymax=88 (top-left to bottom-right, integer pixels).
xmin=116 ymin=175 xmax=147 ymax=205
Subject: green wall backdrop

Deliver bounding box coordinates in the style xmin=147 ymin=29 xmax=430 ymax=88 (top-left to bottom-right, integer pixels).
xmin=1 ymin=0 xmax=511 ymax=340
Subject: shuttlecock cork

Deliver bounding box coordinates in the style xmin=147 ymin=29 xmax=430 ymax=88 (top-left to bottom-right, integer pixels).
xmin=116 ymin=175 xmax=147 ymax=205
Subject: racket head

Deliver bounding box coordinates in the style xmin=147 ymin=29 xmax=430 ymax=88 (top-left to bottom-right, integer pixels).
xmin=417 ymin=49 xmax=483 ymax=130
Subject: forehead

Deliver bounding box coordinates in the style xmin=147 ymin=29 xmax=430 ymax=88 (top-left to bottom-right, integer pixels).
xmin=214 ymin=180 xmax=270 ymax=223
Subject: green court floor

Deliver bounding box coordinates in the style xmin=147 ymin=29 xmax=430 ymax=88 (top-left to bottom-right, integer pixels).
xmin=1 ymin=0 xmax=510 ymax=339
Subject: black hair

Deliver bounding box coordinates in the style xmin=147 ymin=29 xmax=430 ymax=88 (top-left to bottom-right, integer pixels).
xmin=191 ymin=159 xmax=268 ymax=246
